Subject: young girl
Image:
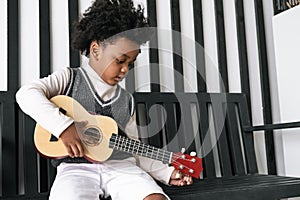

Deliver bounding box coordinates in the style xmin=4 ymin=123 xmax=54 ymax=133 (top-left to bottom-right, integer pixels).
xmin=16 ymin=0 xmax=192 ymax=199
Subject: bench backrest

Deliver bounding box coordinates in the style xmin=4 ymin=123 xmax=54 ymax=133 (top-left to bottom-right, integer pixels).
xmin=133 ymin=92 xmax=258 ymax=179
xmin=0 ymin=92 xmax=258 ymax=197
xmin=0 ymin=93 xmax=56 ymax=197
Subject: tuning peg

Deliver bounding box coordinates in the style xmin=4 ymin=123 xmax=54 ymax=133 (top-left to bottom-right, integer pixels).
xmin=190 ymin=151 xmax=196 ymax=157
xmin=181 ymin=148 xmax=186 ymax=153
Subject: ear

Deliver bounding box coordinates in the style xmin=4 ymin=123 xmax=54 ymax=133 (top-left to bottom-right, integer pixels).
xmin=90 ymin=41 xmax=101 ymax=59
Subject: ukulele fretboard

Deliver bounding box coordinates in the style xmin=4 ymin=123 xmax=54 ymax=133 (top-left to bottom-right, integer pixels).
xmin=109 ymin=134 xmax=172 ymax=164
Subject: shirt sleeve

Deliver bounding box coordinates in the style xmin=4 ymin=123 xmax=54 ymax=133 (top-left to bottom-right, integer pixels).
xmin=15 ymin=67 xmax=74 ymax=138
xmin=124 ymin=112 xmax=174 ymax=185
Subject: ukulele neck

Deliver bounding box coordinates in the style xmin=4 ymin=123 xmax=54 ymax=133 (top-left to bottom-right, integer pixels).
xmin=109 ymin=134 xmax=172 ymax=164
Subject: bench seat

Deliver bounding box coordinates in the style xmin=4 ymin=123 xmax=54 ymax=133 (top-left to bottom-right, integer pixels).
xmin=160 ymin=175 xmax=300 ymax=200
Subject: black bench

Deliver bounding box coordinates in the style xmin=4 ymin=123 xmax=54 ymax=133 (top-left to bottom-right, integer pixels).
xmin=1 ymin=92 xmax=300 ymax=199
xmin=134 ymin=92 xmax=300 ymax=200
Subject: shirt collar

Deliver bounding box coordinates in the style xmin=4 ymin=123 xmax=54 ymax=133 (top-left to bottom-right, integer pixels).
xmin=81 ymin=59 xmax=117 ymax=99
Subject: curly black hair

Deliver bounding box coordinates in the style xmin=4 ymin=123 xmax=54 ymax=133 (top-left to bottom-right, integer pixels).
xmin=71 ymin=0 xmax=151 ymax=56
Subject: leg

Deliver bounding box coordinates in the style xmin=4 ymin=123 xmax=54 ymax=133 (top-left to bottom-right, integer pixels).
xmin=101 ymin=160 xmax=170 ymax=200
xmin=49 ymin=163 xmax=103 ymax=200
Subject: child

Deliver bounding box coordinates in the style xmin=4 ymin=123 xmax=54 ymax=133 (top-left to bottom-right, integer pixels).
xmin=16 ymin=0 xmax=192 ymax=200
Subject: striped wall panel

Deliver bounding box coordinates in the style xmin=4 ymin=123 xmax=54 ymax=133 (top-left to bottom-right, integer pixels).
xmin=1 ymin=0 xmax=19 ymax=196
xmin=254 ymin=0 xmax=276 ymax=175
xmin=0 ymin=0 xmax=281 ymax=196
xmin=0 ymin=1 xmax=8 ymax=92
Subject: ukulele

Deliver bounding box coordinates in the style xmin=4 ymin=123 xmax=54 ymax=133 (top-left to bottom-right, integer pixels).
xmin=34 ymin=95 xmax=203 ymax=178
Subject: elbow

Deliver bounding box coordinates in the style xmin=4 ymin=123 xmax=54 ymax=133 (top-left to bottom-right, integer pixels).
xmin=15 ymin=87 xmax=23 ymax=105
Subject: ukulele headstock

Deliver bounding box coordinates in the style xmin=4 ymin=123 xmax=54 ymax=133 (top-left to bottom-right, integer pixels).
xmin=171 ymin=152 xmax=203 ymax=179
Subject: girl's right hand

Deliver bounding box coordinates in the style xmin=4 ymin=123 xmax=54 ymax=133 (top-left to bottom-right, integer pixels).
xmin=59 ymin=122 xmax=85 ymax=158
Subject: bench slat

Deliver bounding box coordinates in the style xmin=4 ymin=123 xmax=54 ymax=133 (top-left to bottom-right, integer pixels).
xmin=226 ymin=103 xmax=246 ymax=175
xmin=159 ymin=175 xmax=300 ymax=200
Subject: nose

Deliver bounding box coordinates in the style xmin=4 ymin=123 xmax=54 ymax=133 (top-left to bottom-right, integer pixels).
xmin=120 ymin=64 xmax=129 ymax=73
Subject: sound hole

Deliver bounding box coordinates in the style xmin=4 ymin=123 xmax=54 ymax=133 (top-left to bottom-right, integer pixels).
xmin=82 ymin=127 xmax=102 ymax=147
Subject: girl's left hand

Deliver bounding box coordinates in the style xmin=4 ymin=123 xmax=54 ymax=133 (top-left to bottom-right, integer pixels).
xmin=169 ymin=170 xmax=193 ymax=186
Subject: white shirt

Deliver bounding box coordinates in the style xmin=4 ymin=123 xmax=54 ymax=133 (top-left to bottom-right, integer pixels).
xmin=16 ymin=60 xmax=174 ymax=184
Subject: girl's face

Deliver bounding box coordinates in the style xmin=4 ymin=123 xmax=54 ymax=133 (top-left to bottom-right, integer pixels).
xmin=89 ymin=37 xmax=140 ymax=86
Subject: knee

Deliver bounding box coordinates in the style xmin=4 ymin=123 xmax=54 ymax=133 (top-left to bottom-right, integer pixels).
xmin=144 ymin=193 xmax=168 ymax=200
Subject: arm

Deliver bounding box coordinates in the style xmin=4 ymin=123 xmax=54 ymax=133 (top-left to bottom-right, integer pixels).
xmin=125 ymin=113 xmax=193 ymax=186
xmin=16 ymin=68 xmax=73 ymax=137
xmin=16 ymin=68 xmax=84 ymax=158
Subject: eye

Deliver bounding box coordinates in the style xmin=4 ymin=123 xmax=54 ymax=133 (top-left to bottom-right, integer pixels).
xmin=116 ymin=59 xmax=126 ymax=64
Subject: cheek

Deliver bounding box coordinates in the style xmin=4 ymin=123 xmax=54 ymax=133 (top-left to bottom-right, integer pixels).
xmin=102 ymin=65 xmax=118 ymax=77
xmin=101 ymin=57 xmax=118 ymax=72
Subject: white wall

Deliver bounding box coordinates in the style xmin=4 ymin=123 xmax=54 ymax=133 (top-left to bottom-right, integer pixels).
xmin=273 ymin=5 xmax=300 ymax=178
xmin=20 ymin=0 xmax=40 ymax=85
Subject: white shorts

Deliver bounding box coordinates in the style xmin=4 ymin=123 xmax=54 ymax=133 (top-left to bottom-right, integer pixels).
xmin=49 ymin=159 xmax=170 ymax=200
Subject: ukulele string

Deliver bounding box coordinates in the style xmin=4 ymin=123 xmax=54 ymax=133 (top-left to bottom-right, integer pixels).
xmin=112 ymin=135 xmax=173 ymax=163
xmin=112 ymin=135 xmax=200 ymax=171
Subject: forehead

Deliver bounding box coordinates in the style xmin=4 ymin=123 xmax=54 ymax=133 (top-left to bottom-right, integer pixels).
xmin=104 ymin=37 xmax=140 ymax=58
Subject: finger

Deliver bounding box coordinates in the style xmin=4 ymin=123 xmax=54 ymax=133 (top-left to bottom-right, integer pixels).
xmin=77 ymin=143 xmax=85 ymax=157
xmin=179 ymin=179 xmax=187 ymax=186
xmin=70 ymin=144 xmax=80 ymax=157
xmin=183 ymin=175 xmax=193 ymax=185
xmin=66 ymin=145 xmax=74 ymax=158
xmin=171 ymin=177 xmax=189 ymax=186
xmin=169 ymin=179 xmax=183 ymax=186
xmin=174 ymin=170 xmax=183 ymax=179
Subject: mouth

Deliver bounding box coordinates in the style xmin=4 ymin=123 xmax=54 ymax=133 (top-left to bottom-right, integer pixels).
xmin=114 ymin=75 xmax=124 ymax=82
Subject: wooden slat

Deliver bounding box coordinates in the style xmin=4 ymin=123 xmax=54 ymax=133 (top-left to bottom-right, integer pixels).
xmin=253 ymin=0 xmax=276 ymax=175
xmin=226 ymin=103 xmax=246 ymax=175
xmin=1 ymin=0 xmax=19 ymax=195
xmin=164 ymin=103 xmax=180 ymax=152
xmin=214 ymin=0 xmax=228 ymax=92
xmin=46 ymin=161 xmax=56 ymax=191
xmin=38 ymin=0 xmax=54 ymax=193
xmin=39 ymin=0 xmax=51 ymax=77
xmin=170 ymin=0 xmax=184 ymax=92
xmin=21 ymin=114 xmax=38 ymax=194
xmin=146 ymin=0 xmax=160 ymax=92
xmin=159 ymin=175 xmax=300 ymax=199
xmin=237 ymin=94 xmax=258 ymax=174
xmin=211 ymin=102 xmax=232 ymax=177
xmin=180 ymin=102 xmax=197 ymax=153
xmin=145 ymin=102 xmax=163 ymax=148
xmin=245 ymin=121 xmax=300 ymax=132
xmin=0 ymin=101 xmax=2 ymax=195
xmin=68 ymin=0 xmax=80 ymax=68
xmin=1 ymin=96 xmax=18 ymax=195
xmin=193 ymin=0 xmax=207 ymax=92
xmin=174 ymin=102 xmax=186 ymax=149
xmin=135 ymin=103 xmax=148 ymax=144
xmin=7 ymin=0 xmax=19 ymax=92
xmin=197 ymin=99 xmax=215 ymax=178
xmin=235 ymin=0 xmax=251 ymax=102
